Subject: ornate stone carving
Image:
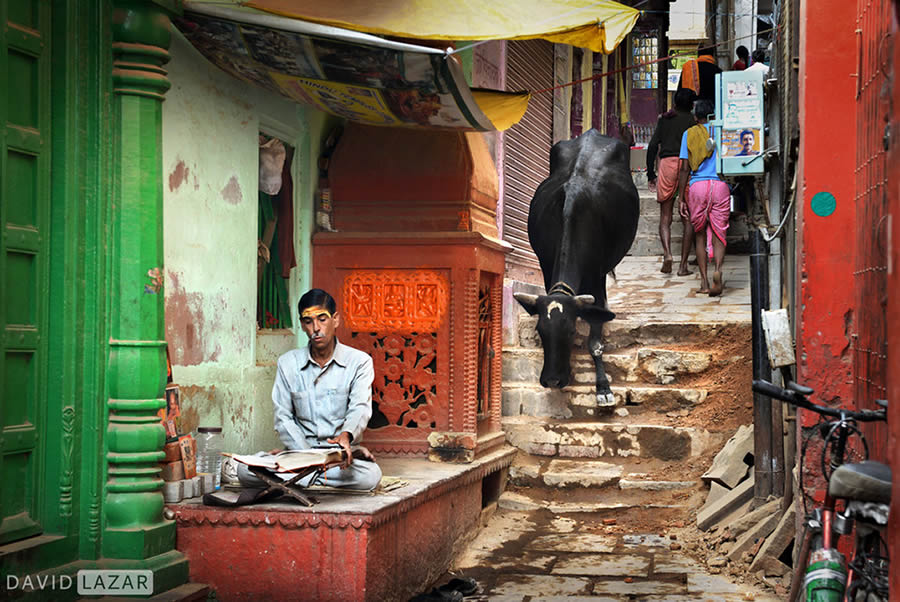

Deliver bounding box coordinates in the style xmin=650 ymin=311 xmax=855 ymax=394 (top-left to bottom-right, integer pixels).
xmin=343 ymin=270 xmax=448 ymax=333
xmin=59 ymin=406 xmax=75 ymax=518
xmin=352 ymin=332 xmax=438 ymax=430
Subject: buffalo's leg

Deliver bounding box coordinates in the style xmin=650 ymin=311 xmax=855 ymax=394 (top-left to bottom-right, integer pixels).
xmin=588 ymin=321 xmax=615 ymax=407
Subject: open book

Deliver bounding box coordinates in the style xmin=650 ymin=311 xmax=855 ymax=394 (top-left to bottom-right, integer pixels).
xmin=227 ymin=449 xmax=345 ymax=473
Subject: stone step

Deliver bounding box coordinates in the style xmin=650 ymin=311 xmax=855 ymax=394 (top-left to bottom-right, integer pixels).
xmin=508 ymin=457 xmax=698 ymax=492
xmin=629 ymin=234 xmax=664 ymax=257
xmin=501 ymin=416 xmax=712 ymax=461
xmin=515 ymin=316 xmax=749 ymax=352
xmin=502 ymin=383 xmax=708 ymax=419
xmin=503 ymin=346 xmax=722 ymax=387
xmin=497 ymin=489 xmax=690 ymax=513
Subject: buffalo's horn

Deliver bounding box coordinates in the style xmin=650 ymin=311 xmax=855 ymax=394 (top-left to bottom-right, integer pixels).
xmin=573 ymin=294 xmax=595 ymax=307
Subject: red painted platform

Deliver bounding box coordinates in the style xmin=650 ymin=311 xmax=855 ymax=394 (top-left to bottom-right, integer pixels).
xmin=170 ymin=447 xmax=515 ymax=602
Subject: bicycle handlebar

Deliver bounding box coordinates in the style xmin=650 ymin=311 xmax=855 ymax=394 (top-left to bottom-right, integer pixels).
xmin=752 ymin=379 xmax=887 ymax=422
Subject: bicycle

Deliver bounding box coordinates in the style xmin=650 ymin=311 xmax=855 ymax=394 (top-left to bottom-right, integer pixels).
xmin=752 ymin=379 xmax=891 ymax=602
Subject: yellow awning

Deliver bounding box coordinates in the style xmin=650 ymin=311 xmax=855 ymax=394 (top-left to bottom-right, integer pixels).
xmin=244 ymin=0 xmax=640 ymax=54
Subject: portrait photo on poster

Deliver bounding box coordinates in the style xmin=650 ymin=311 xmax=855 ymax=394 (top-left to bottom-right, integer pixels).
xmin=722 ymin=128 xmax=761 ymax=157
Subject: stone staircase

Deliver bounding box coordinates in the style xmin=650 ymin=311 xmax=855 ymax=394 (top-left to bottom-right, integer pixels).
xmin=629 ymin=179 xmax=752 ymax=257
xmin=499 ymin=255 xmax=754 ymax=515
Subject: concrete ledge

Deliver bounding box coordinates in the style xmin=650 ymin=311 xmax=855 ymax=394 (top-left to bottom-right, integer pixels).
xmin=170 ymin=447 xmax=516 ymax=601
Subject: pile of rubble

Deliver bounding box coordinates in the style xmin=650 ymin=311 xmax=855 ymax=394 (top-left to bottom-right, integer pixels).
xmin=689 ymin=424 xmax=798 ymax=598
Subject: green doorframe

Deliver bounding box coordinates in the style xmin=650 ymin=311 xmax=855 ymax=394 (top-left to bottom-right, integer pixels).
xmin=101 ymin=0 xmax=188 ymax=587
xmin=2 ymin=0 xmax=189 ymax=591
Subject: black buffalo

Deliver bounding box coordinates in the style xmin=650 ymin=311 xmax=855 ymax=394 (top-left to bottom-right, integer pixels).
xmin=514 ymin=129 xmax=639 ymax=405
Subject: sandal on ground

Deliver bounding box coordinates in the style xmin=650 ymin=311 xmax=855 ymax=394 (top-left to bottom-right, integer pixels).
xmin=439 ymin=577 xmax=479 ymax=596
xmin=709 ymin=271 xmax=723 ymax=297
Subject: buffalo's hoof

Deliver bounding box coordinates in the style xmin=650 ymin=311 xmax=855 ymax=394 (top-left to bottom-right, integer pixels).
xmin=596 ymin=392 xmax=617 ymax=407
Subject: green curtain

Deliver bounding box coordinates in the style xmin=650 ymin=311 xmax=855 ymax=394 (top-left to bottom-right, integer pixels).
xmin=258 ymin=191 xmax=292 ymax=328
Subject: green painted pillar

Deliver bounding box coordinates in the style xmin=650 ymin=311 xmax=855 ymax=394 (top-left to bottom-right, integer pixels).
xmin=103 ymin=0 xmax=188 ymax=589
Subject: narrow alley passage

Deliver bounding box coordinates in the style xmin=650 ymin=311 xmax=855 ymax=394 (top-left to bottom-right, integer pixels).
xmin=441 ymin=254 xmax=781 ymax=600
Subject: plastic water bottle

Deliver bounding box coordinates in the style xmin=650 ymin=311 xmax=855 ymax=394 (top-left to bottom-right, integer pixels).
xmin=195 ymin=427 xmax=224 ymax=489
xmin=804 ymin=547 xmax=847 ymax=601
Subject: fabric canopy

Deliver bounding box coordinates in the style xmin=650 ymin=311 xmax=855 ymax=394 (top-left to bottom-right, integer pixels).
xmin=179 ymin=1 xmax=637 ymax=130
xmin=245 ymin=0 xmax=640 ymax=54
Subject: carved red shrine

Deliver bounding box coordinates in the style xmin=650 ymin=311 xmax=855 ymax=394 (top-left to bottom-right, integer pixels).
xmin=314 ymin=124 xmax=510 ymax=461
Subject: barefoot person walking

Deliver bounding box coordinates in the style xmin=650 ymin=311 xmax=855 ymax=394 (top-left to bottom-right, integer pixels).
xmin=646 ymin=89 xmax=697 ymax=274
xmin=676 ymin=99 xmax=730 ymax=296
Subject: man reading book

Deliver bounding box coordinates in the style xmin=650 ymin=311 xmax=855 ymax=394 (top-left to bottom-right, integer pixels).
xmin=237 ymin=288 xmax=382 ymax=491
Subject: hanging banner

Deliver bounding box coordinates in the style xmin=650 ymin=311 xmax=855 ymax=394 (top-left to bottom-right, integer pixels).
xmin=175 ymin=7 xmax=526 ymax=131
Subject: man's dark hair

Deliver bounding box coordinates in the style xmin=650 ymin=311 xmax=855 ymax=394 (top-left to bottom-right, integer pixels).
xmin=736 ymin=45 xmax=749 ymax=60
xmin=698 ymin=43 xmax=715 ymax=57
xmin=752 ymin=49 xmax=766 ymax=64
xmin=674 ymin=88 xmax=697 ymax=111
xmin=694 ymin=99 xmax=715 ymax=120
xmin=740 ymin=129 xmax=753 ymax=141
xmin=298 ymin=288 xmax=337 ymax=315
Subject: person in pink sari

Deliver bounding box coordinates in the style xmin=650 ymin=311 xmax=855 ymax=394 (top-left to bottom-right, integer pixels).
xmin=676 ymin=99 xmax=730 ymax=296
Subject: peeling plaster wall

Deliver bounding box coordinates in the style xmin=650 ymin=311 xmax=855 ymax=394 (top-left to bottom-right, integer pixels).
xmin=162 ymin=31 xmax=338 ymax=453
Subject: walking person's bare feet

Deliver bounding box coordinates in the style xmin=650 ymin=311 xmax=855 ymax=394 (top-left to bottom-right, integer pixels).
xmin=661 ymin=256 xmax=673 ymax=274
xmin=709 ymin=270 xmax=723 ymax=296
xmin=677 ymin=263 xmax=691 ymax=276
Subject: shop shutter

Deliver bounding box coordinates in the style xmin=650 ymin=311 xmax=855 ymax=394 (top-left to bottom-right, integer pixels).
xmin=503 ymin=40 xmax=554 ymax=272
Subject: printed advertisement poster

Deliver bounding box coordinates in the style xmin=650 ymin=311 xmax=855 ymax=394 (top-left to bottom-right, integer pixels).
xmin=722 ymin=128 xmax=761 ymax=157
xmin=175 ymin=11 xmax=495 ymax=130
xmin=668 ymin=51 xmax=696 ymax=91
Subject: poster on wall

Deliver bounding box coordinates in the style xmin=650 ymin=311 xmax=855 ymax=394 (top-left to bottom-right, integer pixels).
xmin=175 ymin=10 xmax=499 ymax=130
xmin=721 ymin=128 xmax=761 ymax=157
xmin=668 ymin=50 xmax=696 ymax=91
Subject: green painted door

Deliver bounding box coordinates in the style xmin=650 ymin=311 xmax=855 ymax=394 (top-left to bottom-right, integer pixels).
xmin=1 ymin=0 xmax=50 ymax=545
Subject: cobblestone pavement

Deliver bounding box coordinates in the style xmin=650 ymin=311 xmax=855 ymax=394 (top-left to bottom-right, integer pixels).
xmin=450 ymin=508 xmax=780 ymax=601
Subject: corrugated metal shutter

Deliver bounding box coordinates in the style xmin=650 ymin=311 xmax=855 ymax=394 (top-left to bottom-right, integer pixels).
xmin=503 ymin=40 xmax=554 ymax=271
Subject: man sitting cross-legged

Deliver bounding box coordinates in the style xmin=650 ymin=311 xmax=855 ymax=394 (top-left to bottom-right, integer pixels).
xmin=237 ymin=288 xmax=382 ymax=491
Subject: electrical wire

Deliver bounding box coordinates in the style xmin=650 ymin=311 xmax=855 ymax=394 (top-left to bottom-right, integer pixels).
xmin=759 ymin=167 xmax=796 ymax=243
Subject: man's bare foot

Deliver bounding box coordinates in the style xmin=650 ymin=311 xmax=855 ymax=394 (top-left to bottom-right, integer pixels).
xmin=661 ymin=257 xmax=673 ymax=274
xmin=709 ymin=270 xmax=723 ymax=296
xmin=677 ymin=266 xmax=692 ymax=276
xmin=698 ymin=286 xmax=710 ymax=294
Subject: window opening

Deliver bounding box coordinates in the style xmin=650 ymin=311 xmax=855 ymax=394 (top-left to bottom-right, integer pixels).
xmin=257 ymin=134 xmax=296 ymax=329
